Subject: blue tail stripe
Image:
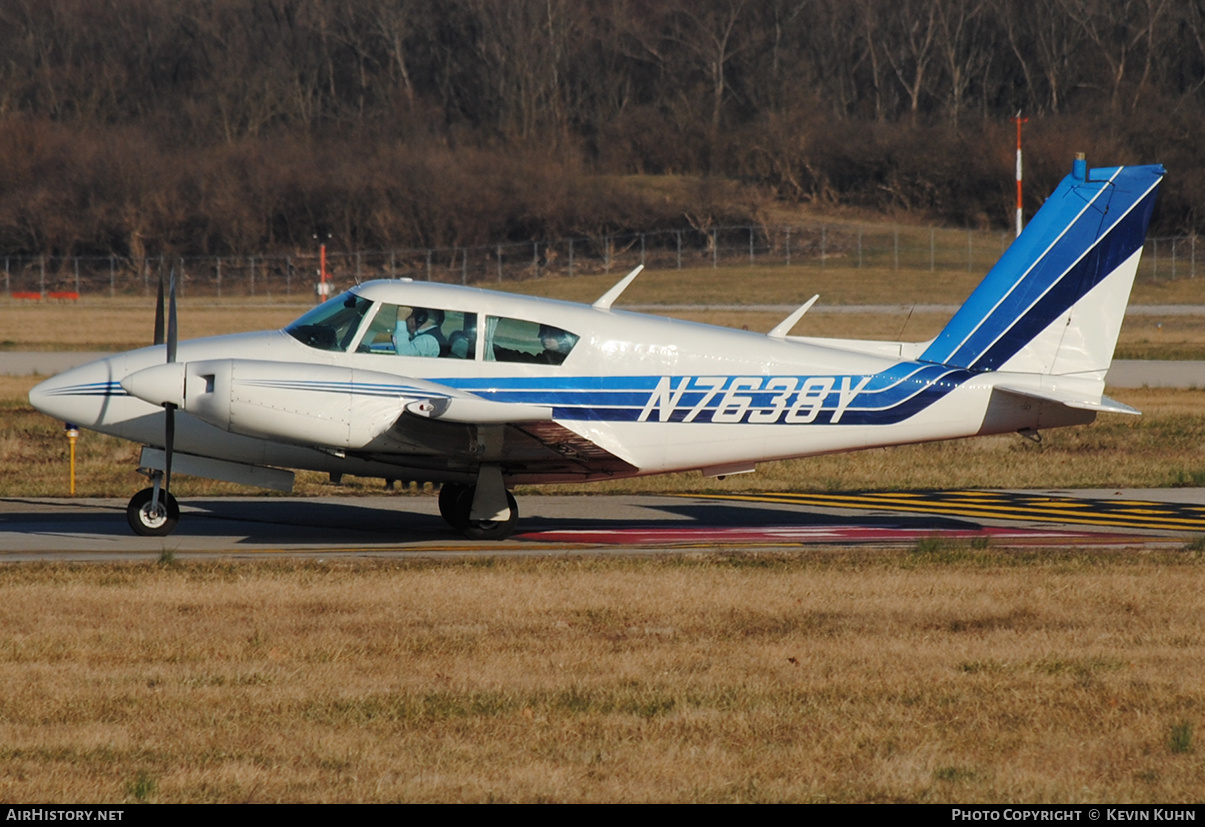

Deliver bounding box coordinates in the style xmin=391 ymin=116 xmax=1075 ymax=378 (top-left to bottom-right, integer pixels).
xmin=970 ymin=186 xmax=1158 ymax=371
xmin=941 ymin=195 xmax=1116 ymax=367
xmin=920 ymin=164 xmax=1163 ymax=370
xmin=920 ymin=171 xmax=1116 ymax=365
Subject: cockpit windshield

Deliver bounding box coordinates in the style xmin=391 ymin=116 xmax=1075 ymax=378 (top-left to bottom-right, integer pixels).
xmin=285 ymin=291 xmax=373 ymax=351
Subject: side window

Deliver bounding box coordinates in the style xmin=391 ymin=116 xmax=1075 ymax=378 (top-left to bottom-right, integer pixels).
xmin=486 ymin=317 xmax=579 ymax=365
xmin=357 ymin=303 xmax=399 ymax=353
xmin=358 ymin=305 xmax=477 ymax=360
xmin=444 ymin=312 xmax=478 ymax=359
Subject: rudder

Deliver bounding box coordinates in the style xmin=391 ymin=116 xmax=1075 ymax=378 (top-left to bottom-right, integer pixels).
xmin=920 ymin=159 xmax=1165 ymax=377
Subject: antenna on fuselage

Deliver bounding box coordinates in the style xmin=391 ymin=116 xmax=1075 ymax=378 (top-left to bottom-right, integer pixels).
xmin=592 ymin=265 xmax=644 ymax=310
xmin=767 ymin=294 xmax=820 ymax=339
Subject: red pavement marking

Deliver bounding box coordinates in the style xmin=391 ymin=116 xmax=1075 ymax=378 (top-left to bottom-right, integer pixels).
xmin=515 ymin=525 xmax=1144 ymax=546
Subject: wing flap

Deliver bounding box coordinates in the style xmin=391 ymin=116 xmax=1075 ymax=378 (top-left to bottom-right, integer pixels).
xmin=379 ymin=415 xmax=637 ymax=477
xmin=379 ymin=377 xmax=639 ymax=477
xmin=513 ymin=420 xmax=639 ymax=472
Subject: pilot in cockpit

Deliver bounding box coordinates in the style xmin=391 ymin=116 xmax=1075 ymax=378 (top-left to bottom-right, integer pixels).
xmin=394 ymin=308 xmax=446 ymax=357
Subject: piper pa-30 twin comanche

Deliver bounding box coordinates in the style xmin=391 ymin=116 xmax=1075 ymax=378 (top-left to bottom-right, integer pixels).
xmin=30 ymin=157 xmax=1163 ymax=540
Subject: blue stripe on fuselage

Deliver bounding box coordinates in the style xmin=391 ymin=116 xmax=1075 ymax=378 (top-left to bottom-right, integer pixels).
xmin=440 ymin=362 xmax=969 ymax=425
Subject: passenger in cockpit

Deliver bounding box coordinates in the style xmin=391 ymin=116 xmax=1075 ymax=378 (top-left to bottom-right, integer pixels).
xmin=538 ymin=325 xmax=577 ymax=365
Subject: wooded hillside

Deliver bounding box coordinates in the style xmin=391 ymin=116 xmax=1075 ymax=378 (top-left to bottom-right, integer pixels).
xmin=1 ymin=0 xmax=1202 ymax=258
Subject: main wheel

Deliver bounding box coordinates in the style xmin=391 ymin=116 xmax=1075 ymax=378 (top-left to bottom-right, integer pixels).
xmin=438 ymin=483 xmax=471 ymax=530
xmin=127 ymin=488 xmax=180 ymax=537
xmin=463 ymin=491 xmax=518 ymax=541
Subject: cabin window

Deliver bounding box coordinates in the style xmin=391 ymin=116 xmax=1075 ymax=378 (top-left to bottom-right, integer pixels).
xmin=285 ymin=292 xmax=373 ymax=352
xmin=485 ymin=317 xmax=579 ymax=365
xmin=357 ymin=305 xmax=477 ymax=359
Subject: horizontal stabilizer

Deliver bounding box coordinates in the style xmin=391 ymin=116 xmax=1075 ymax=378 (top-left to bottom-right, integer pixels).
xmin=992 ymin=384 xmax=1141 ymax=416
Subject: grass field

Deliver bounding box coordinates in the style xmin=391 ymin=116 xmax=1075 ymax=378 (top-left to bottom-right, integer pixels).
xmin=5 ymin=261 xmax=1205 ymax=803
xmin=0 ymin=553 xmax=1202 ymax=803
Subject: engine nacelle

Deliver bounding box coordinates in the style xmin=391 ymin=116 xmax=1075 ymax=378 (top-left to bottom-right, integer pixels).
xmin=125 ymin=359 xmax=432 ymax=450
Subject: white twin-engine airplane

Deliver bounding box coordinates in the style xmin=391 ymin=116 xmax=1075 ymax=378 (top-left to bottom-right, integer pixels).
xmin=31 ymin=157 xmax=1164 ymax=540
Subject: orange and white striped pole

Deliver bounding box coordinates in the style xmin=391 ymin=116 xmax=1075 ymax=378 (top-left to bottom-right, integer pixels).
xmin=1012 ymin=112 xmax=1028 ymax=238
xmin=315 ymin=238 xmax=332 ymax=303
xmin=320 ymin=243 xmax=329 ymax=298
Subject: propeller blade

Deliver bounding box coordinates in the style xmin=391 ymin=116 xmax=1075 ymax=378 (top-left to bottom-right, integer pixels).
xmin=153 ymin=270 xmax=165 ymax=346
xmin=163 ymin=404 xmax=175 ymax=494
xmin=156 ymin=270 xmax=179 ymax=506
xmin=166 ymin=269 xmax=178 ymax=364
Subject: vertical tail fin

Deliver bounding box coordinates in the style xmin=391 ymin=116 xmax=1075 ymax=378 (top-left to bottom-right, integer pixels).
xmin=921 ymin=159 xmax=1164 ymax=377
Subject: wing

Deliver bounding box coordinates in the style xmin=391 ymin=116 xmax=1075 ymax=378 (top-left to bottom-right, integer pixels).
xmin=119 ymin=358 xmax=639 ymax=480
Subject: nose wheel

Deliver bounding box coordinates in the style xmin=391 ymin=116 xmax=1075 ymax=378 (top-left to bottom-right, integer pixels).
xmin=127 ymin=486 xmax=180 ymax=536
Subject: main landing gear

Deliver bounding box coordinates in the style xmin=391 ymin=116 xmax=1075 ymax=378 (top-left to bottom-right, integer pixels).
xmin=122 ymin=465 xmax=519 ymax=541
xmin=127 ymin=482 xmax=180 ymax=537
xmin=438 ymin=482 xmax=518 ymax=541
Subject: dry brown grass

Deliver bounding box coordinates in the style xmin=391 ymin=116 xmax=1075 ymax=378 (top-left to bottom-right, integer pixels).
xmin=1113 ymin=316 xmax=1205 ymax=360
xmin=1132 ymin=277 xmax=1205 ymax=306
xmin=505 ymin=263 xmax=985 ymax=307
xmin=0 ymin=299 xmax=308 ymax=352
xmin=0 ymin=554 xmax=1202 ymax=803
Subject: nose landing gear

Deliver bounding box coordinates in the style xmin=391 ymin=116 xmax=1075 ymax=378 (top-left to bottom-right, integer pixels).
xmin=127 ymin=479 xmax=180 ymax=537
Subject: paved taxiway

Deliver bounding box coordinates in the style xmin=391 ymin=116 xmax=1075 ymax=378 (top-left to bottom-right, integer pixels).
xmin=1 ymin=490 xmax=1199 ymax=562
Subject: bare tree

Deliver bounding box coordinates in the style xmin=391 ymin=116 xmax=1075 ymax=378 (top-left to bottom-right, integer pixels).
xmin=1060 ymin=0 xmax=1169 ymax=112
xmin=864 ymin=0 xmax=941 ymax=124
xmin=854 ymin=0 xmax=891 ymax=121
xmin=998 ymin=0 xmax=1086 ymax=114
xmin=461 ymin=0 xmax=578 ymax=142
xmin=933 ymin=0 xmax=992 ymax=129
xmin=362 ymin=0 xmax=420 ymax=106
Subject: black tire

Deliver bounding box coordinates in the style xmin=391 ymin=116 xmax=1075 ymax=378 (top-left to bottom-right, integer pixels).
xmin=438 ymin=483 xmax=471 ymax=530
xmin=127 ymin=488 xmax=180 ymax=537
xmin=463 ymin=491 xmax=518 ymax=541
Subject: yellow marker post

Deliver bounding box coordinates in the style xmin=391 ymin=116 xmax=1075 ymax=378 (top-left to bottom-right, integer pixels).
xmin=65 ymin=423 xmax=80 ymax=496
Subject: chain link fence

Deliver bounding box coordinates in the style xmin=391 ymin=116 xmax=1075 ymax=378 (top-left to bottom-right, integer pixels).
xmin=2 ymin=223 xmax=1199 ymax=301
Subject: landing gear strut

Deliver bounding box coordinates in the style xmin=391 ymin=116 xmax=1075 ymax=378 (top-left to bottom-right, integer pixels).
xmin=127 ymin=483 xmax=180 ymax=536
xmin=438 ymin=479 xmax=519 ymax=541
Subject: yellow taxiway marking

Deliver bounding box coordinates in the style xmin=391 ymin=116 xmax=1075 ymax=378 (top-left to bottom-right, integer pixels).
xmin=693 ymin=491 xmax=1205 ymax=533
